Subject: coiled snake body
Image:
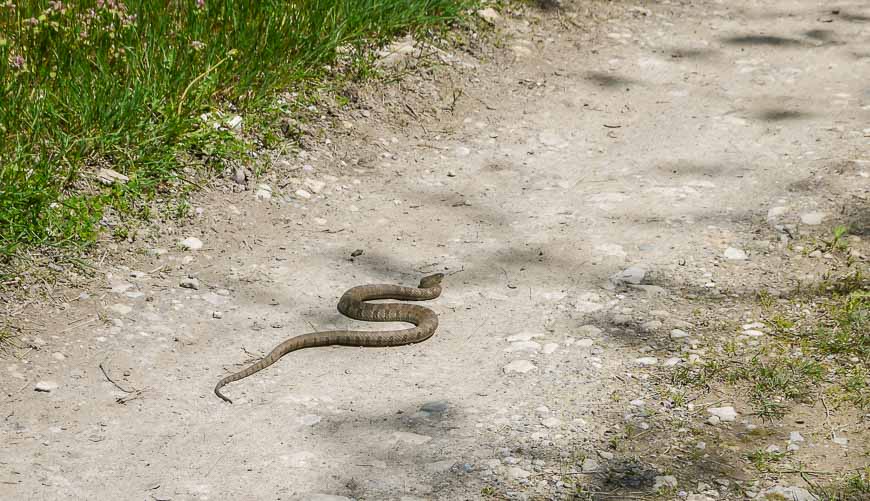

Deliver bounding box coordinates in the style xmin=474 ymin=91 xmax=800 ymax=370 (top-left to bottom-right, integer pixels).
xmin=214 ymin=273 xmax=443 ymax=403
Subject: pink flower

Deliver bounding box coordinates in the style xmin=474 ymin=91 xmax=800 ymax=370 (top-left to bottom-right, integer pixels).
xmin=196 ymin=0 xmax=205 ymax=8
xmin=9 ymin=54 xmax=24 ymax=69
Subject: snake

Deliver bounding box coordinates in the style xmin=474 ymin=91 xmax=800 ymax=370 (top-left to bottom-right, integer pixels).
xmin=214 ymin=273 xmax=444 ymax=403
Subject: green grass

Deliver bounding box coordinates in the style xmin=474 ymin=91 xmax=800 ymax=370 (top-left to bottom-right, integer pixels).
xmin=811 ymin=467 xmax=870 ymax=501
xmin=0 ymin=0 xmax=471 ymax=263
xmin=673 ymin=268 xmax=868 ymax=420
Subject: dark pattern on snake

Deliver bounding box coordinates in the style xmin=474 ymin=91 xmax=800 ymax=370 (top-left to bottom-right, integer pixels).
xmin=214 ymin=273 xmax=444 ymax=403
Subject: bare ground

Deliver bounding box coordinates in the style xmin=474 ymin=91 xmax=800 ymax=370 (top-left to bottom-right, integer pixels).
xmin=1 ymin=1 xmax=868 ymax=500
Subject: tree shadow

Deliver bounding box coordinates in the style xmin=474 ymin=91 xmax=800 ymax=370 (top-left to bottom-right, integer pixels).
xmin=721 ymin=35 xmax=803 ymax=47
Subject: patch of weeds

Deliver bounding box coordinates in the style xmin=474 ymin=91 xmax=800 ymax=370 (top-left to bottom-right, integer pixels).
xmin=745 ymin=448 xmax=787 ymax=473
xmin=811 ymin=467 xmax=870 ymax=501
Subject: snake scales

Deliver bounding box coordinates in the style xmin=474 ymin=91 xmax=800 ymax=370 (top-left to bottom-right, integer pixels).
xmin=214 ymin=273 xmax=444 ymax=403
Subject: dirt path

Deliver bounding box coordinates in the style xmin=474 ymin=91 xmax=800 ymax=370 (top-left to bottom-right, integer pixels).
xmin=2 ymin=1 xmax=868 ymax=500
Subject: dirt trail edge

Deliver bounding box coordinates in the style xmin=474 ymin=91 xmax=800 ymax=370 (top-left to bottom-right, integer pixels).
xmin=2 ymin=1 xmax=868 ymax=500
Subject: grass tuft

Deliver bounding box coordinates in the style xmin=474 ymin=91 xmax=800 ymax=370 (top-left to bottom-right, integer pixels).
xmin=0 ymin=0 xmax=472 ymax=261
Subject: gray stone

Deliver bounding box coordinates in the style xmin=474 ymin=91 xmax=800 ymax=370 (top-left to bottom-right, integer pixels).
xmin=760 ymin=486 xmax=818 ymax=501
xmin=179 ymin=237 xmax=203 ymax=250
xmin=420 ymin=400 xmax=448 ymax=413
xmin=610 ymin=266 xmax=647 ymax=285
xmin=503 ymin=360 xmax=536 ymax=374
xmin=179 ymin=278 xmax=200 ymax=290
xmin=654 ymin=475 xmax=678 ymax=490
xmin=477 ymin=7 xmax=500 ymax=24
xmin=800 ymin=212 xmax=826 ymax=226
xmin=723 ymin=247 xmax=748 ymax=260
xmin=35 ymin=381 xmax=59 ymax=392
xmin=635 ymin=357 xmax=658 ymax=366
xmin=707 ymin=406 xmax=737 ymax=422
xmin=670 ymin=329 xmax=690 ymax=339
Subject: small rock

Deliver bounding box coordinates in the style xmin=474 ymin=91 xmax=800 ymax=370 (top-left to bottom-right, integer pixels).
xmin=503 ymin=360 xmax=536 ymax=374
xmin=743 ymin=329 xmax=765 ymax=337
xmin=707 ymin=406 xmax=737 ymax=422
xmin=598 ymin=451 xmax=614 ymax=460
xmin=542 ymin=343 xmax=559 ymax=354
xmin=765 ymin=444 xmax=781 ymax=453
xmin=808 ymin=249 xmax=822 ymax=258
xmin=232 ymin=168 xmax=247 ymax=185
xmin=707 ymin=415 xmax=721 ymax=426
xmin=642 ymin=320 xmax=663 ymax=331
xmin=295 ymin=189 xmax=312 ymax=199
xmin=610 ymin=266 xmax=647 ymax=286
xmin=760 ymin=486 xmax=818 ymax=501
xmin=304 ymin=178 xmax=326 ymax=194
xmin=35 ymin=381 xmax=58 ymax=392
xmin=298 ymin=414 xmax=321 ymax=426
xmin=723 ymin=247 xmax=748 ymax=260
xmin=505 ymin=341 xmax=541 ymax=352
xmin=179 ymin=237 xmax=203 ymax=251
xmin=52 ymin=352 xmax=65 ymax=361
xmin=800 ymin=212 xmax=826 ymax=226
xmin=477 ymin=7 xmax=500 ymax=24
xmin=226 ymin=115 xmax=243 ymax=129
xmin=635 ymin=357 xmax=658 ymax=366
xmin=212 ymin=311 xmax=224 ymax=319
xmin=789 ymin=431 xmax=804 ymax=443
xmin=654 ymin=475 xmax=678 ymax=490
xmin=254 ymin=184 xmax=273 ymax=200
xmin=832 ymin=435 xmax=848 ymax=446
xmin=581 ymin=458 xmax=600 ymax=472
xmin=663 ymin=357 xmax=682 ymax=367
xmin=575 ymin=338 xmax=595 ymax=348
xmin=179 ymin=278 xmax=200 ymax=290
xmin=97 ymin=168 xmax=129 ymax=186
xmin=507 ymin=466 xmax=531 ymax=479
xmin=670 ymin=329 xmax=690 ymax=339
xmin=541 ymin=417 xmax=562 ymax=428
xmin=420 ymin=400 xmax=448 ymax=414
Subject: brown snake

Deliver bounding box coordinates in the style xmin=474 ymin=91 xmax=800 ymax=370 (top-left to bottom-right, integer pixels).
xmin=214 ymin=273 xmax=443 ymax=403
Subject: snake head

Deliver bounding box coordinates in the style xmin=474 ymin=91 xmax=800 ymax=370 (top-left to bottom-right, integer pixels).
xmin=419 ymin=273 xmax=444 ymax=288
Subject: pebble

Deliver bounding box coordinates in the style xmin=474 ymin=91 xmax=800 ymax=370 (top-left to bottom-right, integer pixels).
xmin=254 ymin=184 xmax=272 ymax=200
xmin=723 ymin=247 xmax=748 ymax=260
xmin=581 ymin=457 xmax=600 ymax=472
xmin=670 ymin=329 xmax=689 ymax=339
xmin=742 ymin=322 xmax=764 ymax=330
xmin=420 ymin=400 xmax=448 ymax=414
xmin=477 ymin=7 xmax=500 ymax=24
xmin=663 ymin=357 xmax=682 ymax=367
xmin=507 ymin=466 xmax=531 ymax=479
xmin=832 ymin=435 xmax=848 ymax=446
xmin=179 ymin=278 xmax=200 ymax=290
xmin=304 ymin=179 xmax=326 ymax=193
xmin=295 ymin=189 xmax=312 ymax=199
xmin=507 ymin=332 xmax=545 ymax=342
xmin=541 ymin=417 xmax=562 ymax=428
xmin=630 ymin=399 xmax=645 ymax=407
xmin=575 ymin=339 xmax=595 ymax=348
xmin=542 ymin=343 xmax=559 ymax=354
xmin=789 ymin=431 xmax=804 ymax=443
xmin=610 ymin=266 xmax=647 ymax=285
xmin=212 ymin=311 xmax=224 ymax=319
xmin=298 ymin=414 xmax=321 ymax=426
xmin=52 ymin=352 xmax=65 ymax=361
xmin=760 ymin=486 xmax=818 ymax=501
xmin=707 ymin=406 xmax=737 ymax=422
xmin=503 ymin=360 xmax=536 ymax=374
xmin=800 ymin=212 xmax=826 ymax=226
xmin=654 ymin=475 xmax=678 ymax=490
xmin=642 ymin=320 xmax=663 ymax=331
xmin=34 ymin=381 xmax=58 ymax=392
xmin=634 ymin=357 xmax=658 ymax=366
xmin=808 ymin=250 xmax=822 ymax=258
xmin=742 ymin=329 xmax=764 ymax=337
xmin=505 ymin=341 xmax=541 ymax=352
xmin=179 ymin=237 xmax=203 ymax=250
